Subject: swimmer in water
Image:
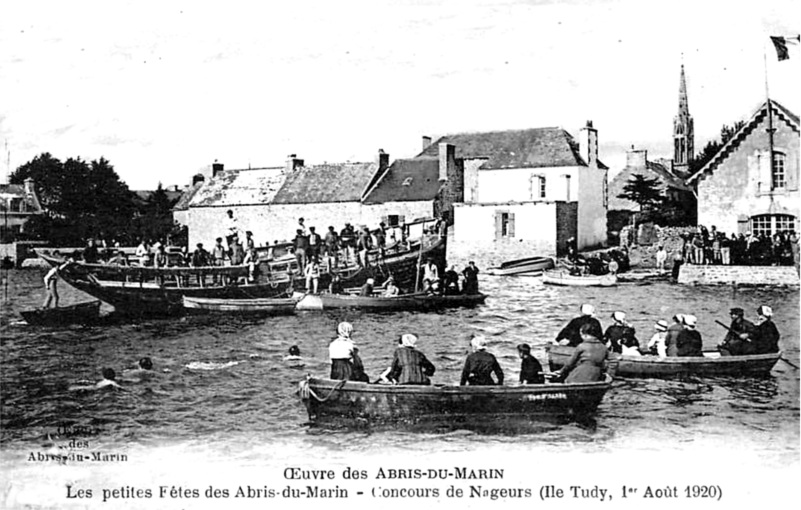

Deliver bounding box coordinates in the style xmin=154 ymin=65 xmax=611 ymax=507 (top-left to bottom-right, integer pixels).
xmin=69 ymin=368 xmax=122 ymax=391
xmin=284 ymin=345 xmax=304 ymax=367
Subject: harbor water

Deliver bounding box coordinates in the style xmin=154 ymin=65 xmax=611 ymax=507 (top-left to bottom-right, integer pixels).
xmin=1 ymin=268 xmax=799 ymax=508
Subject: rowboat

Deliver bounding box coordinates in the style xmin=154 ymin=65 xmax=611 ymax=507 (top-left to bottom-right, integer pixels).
xmin=298 ymin=375 xmax=612 ymax=428
xmin=20 ymin=301 xmax=101 ymax=326
xmin=295 ymin=292 xmax=486 ymax=311
xmin=547 ymin=344 xmax=781 ymax=378
xmin=182 ymin=296 xmax=298 ymax=315
xmin=542 ymin=271 xmax=617 ymax=287
xmin=486 ymin=256 xmax=555 ymax=276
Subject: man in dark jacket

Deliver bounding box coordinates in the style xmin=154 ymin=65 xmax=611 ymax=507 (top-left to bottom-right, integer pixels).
xmin=555 ymin=304 xmax=603 ymax=347
xmin=676 ymin=315 xmax=703 ymax=357
xmin=460 ymin=336 xmax=504 ymax=386
xmin=718 ymin=307 xmax=757 ymax=356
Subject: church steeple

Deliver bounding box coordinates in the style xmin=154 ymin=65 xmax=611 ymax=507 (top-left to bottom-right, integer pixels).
xmin=673 ymin=63 xmax=694 ymax=176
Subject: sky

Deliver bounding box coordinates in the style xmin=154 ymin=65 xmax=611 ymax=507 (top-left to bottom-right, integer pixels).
xmin=1 ymin=0 xmax=799 ymax=189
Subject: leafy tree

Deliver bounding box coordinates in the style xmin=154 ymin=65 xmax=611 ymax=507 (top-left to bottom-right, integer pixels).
xmin=617 ymin=174 xmax=664 ymax=212
xmin=10 ymin=153 xmax=138 ymax=246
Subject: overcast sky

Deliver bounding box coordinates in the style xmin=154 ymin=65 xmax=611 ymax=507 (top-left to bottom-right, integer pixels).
xmin=1 ymin=0 xmax=799 ymax=189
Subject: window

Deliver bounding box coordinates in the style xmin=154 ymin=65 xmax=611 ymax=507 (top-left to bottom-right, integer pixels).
xmin=495 ymin=211 xmax=515 ymax=239
xmin=530 ymin=175 xmax=546 ymax=199
xmin=563 ymin=174 xmax=572 ymax=201
xmin=385 ymin=215 xmax=404 ymax=227
xmin=772 ymin=152 xmax=786 ymax=190
xmin=539 ymin=176 xmax=546 ymax=199
xmin=751 ymin=214 xmax=796 ymax=237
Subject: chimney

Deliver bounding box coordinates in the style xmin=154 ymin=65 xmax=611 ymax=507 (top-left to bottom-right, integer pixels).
xmin=626 ymin=148 xmax=647 ymax=169
xmin=192 ymin=173 xmax=205 ymax=186
xmin=439 ymin=142 xmax=455 ymax=181
xmin=377 ymin=149 xmax=389 ymax=172
xmin=212 ymin=161 xmax=224 ymax=177
xmin=286 ymin=154 xmax=304 ymax=172
xmin=422 ymin=136 xmax=432 ymax=151
xmin=23 ymin=177 xmax=35 ymax=196
xmin=579 ymin=120 xmax=598 ymax=167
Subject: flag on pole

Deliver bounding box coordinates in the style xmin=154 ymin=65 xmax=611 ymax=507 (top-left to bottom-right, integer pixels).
xmin=770 ymin=35 xmax=800 ymax=61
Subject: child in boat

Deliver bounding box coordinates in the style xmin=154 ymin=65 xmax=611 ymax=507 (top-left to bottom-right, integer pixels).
xmin=517 ymin=344 xmax=544 ymax=384
xmin=645 ymin=320 xmax=669 ymax=357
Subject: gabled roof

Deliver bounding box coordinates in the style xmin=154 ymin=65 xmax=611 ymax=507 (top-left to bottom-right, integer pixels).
xmin=362 ymin=158 xmax=442 ymax=204
xmin=418 ymin=127 xmax=608 ymax=170
xmin=273 ymin=162 xmax=380 ymax=204
xmin=646 ymin=160 xmax=693 ymax=192
xmin=189 ymin=167 xmax=286 ymax=207
xmin=608 ymin=158 xmax=692 ymax=211
xmin=173 ymin=181 xmax=205 ymax=211
xmin=0 ymin=183 xmax=43 ymax=213
xmin=687 ymin=99 xmax=799 ymax=184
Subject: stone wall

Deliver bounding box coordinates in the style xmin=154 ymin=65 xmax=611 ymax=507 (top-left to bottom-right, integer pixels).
xmin=618 ymin=224 xmax=695 ymax=268
xmin=678 ymin=264 xmax=799 ymax=286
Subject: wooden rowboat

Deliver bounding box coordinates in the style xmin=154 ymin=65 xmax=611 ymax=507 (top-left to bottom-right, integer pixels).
xmin=547 ymin=344 xmax=781 ymax=378
xmin=295 ymin=292 xmax=487 ymax=311
xmin=542 ymin=272 xmax=617 ymax=287
xmin=486 ymin=256 xmax=555 ymax=276
xmin=20 ymin=301 xmax=101 ymax=326
xmin=182 ymin=296 xmax=298 ymax=315
xmin=298 ymin=375 xmax=612 ymax=428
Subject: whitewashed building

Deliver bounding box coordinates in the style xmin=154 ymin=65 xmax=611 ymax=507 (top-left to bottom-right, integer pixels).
xmin=430 ymin=123 xmax=608 ymax=262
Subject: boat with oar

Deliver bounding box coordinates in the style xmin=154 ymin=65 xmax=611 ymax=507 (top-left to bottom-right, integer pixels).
xmin=547 ymin=344 xmax=781 ymax=378
xmin=20 ymin=301 xmax=101 ymax=326
xmin=182 ymin=296 xmax=299 ymax=315
xmin=295 ymin=292 xmax=487 ymax=311
xmin=297 ymin=375 xmax=612 ymax=428
xmin=542 ymin=271 xmax=617 ymax=287
xmin=486 ymin=256 xmax=555 ymax=276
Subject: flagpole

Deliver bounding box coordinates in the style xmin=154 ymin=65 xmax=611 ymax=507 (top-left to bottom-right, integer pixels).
xmin=763 ymin=43 xmax=775 ymax=193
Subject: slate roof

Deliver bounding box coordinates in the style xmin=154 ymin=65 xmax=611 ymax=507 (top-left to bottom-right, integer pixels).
xmin=362 ymin=158 xmax=442 ymax=204
xmin=609 ymin=159 xmax=692 ymax=211
xmin=417 ymin=127 xmax=608 ymax=170
xmin=272 ymin=162 xmax=380 ymax=204
xmin=173 ymin=181 xmax=205 ymax=211
xmin=189 ymin=167 xmax=286 ymax=207
xmin=687 ymin=99 xmax=799 ymax=184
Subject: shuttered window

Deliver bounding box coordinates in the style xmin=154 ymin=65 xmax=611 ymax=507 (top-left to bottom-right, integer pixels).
xmin=772 ymin=152 xmax=786 ymax=190
xmin=494 ymin=211 xmax=515 ymax=240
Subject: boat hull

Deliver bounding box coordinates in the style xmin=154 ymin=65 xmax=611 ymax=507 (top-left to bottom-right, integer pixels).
xmin=298 ymin=376 xmax=612 ymax=428
xmin=295 ymin=292 xmax=486 ymax=311
xmin=487 ymin=256 xmax=555 ymax=276
xmin=182 ymin=296 xmax=297 ymax=315
xmin=547 ymin=345 xmax=781 ymax=378
xmin=542 ymin=272 xmax=618 ymax=287
xmin=20 ymin=301 xmax=101 ymax=326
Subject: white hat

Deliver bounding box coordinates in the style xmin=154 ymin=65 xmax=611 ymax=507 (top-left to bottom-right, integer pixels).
xmin=683 ymin=315 xmax=697 ymax=327
xmin=655 ymin=320 xmax=669 ymax=331
xmin=612 ymin=311 xmax=626 ymax=322
xmin=471 ymin=335 xmax=487 ymax=350
xmin=401 ymin=333 xmax=418 ymax=348
xmin=758 ymin=305 xmax=773 ymax=317
xmin=580 ymin=304 xmax=595 ymax=316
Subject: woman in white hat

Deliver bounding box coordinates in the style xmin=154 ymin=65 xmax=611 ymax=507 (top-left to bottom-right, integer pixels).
xmin=676 ymin=315 xmax=703 ymax=357
xmin=460 ymin=335 xmax=504 ymax=386
xmin=753 ymin=306 xmax=780 ymax=354
xmin=554 ymin=304 xmax=603 ymax=347
xmin=604 ymin=311 xmax=639 ymax=354
xmin=386 ymin=333 xmax=436 ymax=385
xmin=646 ymin=320 xmax=670 ymax=357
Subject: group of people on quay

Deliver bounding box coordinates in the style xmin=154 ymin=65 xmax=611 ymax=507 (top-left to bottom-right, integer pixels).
xmin=678 ymin=225 xmax=799 ymax=267
xmin=327 ymin=322 xmax=545 ymax=387
xmin=554 ymin=303 xmax=781 ymax=357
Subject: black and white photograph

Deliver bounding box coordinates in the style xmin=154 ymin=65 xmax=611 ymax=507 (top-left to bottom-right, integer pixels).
xmin=1 ymin=1 xmax=799 ymax=508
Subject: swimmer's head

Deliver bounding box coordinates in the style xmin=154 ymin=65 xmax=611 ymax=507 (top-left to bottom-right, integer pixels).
xmin=138 ymin=357 xmax=153 ymax=370
xmin=288 ymin=345 xmax=300 ymax=357
xmin=102 ymin=368 xmax=116 ymax=381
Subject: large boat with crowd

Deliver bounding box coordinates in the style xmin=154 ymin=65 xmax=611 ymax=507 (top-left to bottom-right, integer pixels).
xmin=35 ymin=221 xmax=446 ymax=316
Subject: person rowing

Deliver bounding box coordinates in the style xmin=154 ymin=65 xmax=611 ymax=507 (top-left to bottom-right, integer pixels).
xmin=554 ymin=304 xmax=603 ymax=347
xmin=717 ymin=307 xmax=756 ymax=356
xmin=551 ymin=323 xmax=608 ymax=383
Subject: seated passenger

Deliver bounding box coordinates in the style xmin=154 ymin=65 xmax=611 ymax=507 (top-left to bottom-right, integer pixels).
xmin=645 ymin=320 xmax=669 ymax=357
xmin=329 ymin=322 xmax=356 ymax=380
xmin=552 ymin=323 xmax=608 ymax=383
xmin=460 ymin=335 xmax=504 ymax=386
xmin=442 ymin=265 xmax=460 ymax=295
xmin=604 ymin=311 xmax=639 ymax=354
xmin=555 ymin=304 xmax=603 ymax=347
xmin=382 ymin=277 xmax=400 ymax=297
xmin=676 ymin=315 xmax=704 ymax=357
xmin=329 ymin=273 xmax=345 ymax=294
xmin=753 ymin=305 xmax=780 ymax=354
xmin=517 ymin=343 xmax=544 ymax=385
xmin=386 ymin=334 xmax=436 ymax=385
xmin=359 ymin=278 xmax=375 ymax=297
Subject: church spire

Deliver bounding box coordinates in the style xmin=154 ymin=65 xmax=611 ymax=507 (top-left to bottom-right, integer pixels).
xmin=673 ymin=63 xmax=694 ymax=175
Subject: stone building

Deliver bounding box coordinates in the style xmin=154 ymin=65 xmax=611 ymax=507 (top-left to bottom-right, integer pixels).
xmin=686 ymin=99 xmax=799 ymax=237
xmin=0 ymin=178 xmax=42 ymax=242
xmin=433 ymin=122 xmax=609 ymax=263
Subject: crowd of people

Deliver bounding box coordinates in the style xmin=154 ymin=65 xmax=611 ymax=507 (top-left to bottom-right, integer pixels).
xmin=554 ymin=303 xmax=781 ymax=357
xmin=679 ymin=225 xmax=799 ymax=267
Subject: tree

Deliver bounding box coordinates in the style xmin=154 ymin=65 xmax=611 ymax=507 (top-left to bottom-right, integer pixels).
xmin=689 ymin=121 xmax=745 ymax=174
xmin=617 ymin=174 xmax=664 ymax=212
xmin=10 ymin=153 xmax=138 ymax=246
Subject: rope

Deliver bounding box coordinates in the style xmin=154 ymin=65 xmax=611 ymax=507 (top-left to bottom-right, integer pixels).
xmin=298 ymin=377 xmax=346 ymax=402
